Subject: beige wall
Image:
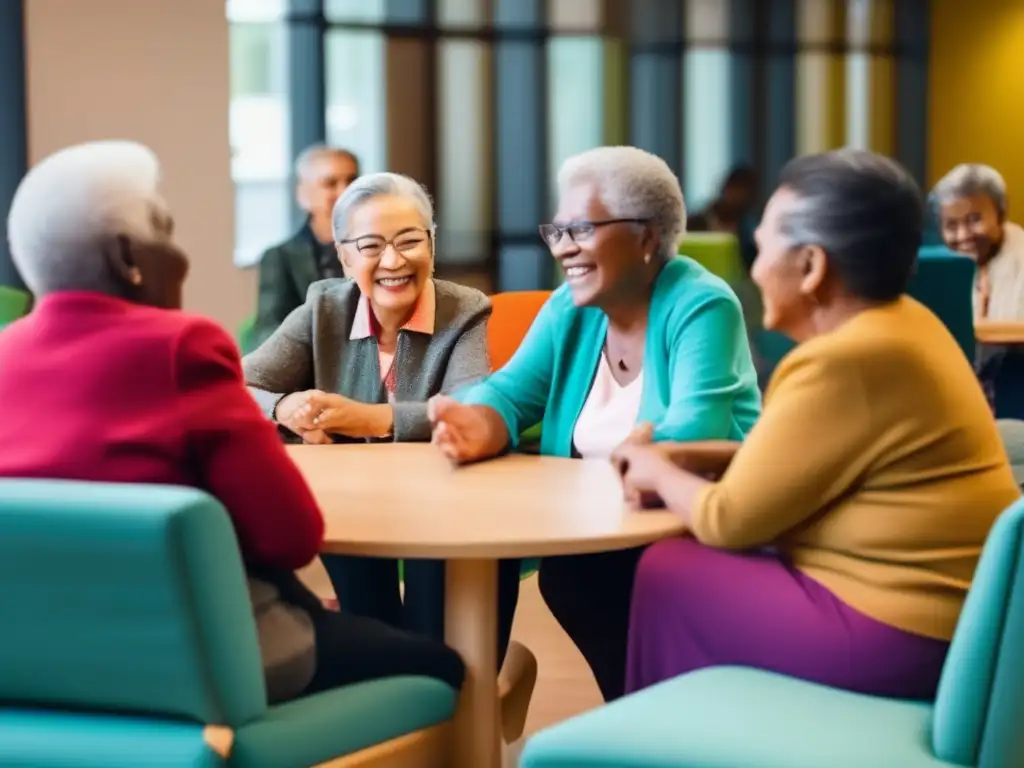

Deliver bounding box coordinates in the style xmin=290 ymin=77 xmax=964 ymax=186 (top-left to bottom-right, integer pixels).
xmin=22 ymin=0 xmax=254 ymax=330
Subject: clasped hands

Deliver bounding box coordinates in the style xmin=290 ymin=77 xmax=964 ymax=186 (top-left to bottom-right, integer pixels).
xmin=275 ymin=390 xmax=392 ymax=443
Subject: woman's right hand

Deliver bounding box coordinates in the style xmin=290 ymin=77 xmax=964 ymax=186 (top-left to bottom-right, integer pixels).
xmin=274 ymin=390 xmax=333 ymax=445
xmin=428 ymin=396 xmax=507 ymax=464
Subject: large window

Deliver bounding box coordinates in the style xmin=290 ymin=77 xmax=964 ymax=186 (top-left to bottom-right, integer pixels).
xmin=227 ymin=0 xmax=924 ymax=286
xmin=227 ymin=0 xmax=290 ymax=267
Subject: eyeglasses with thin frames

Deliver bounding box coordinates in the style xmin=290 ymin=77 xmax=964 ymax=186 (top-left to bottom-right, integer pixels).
xmin=337 ymin=228 xmax=433 ymax=260
xmin=538 ymin=218 xmax=651 ymax=249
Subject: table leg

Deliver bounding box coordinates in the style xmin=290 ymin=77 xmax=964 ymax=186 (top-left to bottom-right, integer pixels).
xmin=445 ymin=558 xmax=501 ymax=768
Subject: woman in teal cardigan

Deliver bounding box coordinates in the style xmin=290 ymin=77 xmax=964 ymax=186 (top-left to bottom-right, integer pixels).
xmin=431 ymin=145 xmax=762 ymax=700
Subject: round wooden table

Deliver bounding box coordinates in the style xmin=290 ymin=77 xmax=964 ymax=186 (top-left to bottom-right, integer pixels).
xmin=287 ymin=444 xmax=686 ymax=768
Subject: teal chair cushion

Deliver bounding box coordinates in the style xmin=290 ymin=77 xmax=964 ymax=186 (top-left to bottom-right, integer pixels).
xmin=233 ymin=676 xmax=456 ymax=767
xmin=0 ymin=480 xmax=266 ymax=726
xmin=521 ymin=667 xmax=951 ymax=768
xmin=0 ymin=709 xmax=222 ymax=768
xmin=932 ymin=498 xmax=1024 ymax=766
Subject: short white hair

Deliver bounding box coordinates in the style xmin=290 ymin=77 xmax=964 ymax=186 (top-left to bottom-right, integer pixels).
xmin=556 ymin=146 xmax=687 ymax=261
xmin=294 ymin=144 xmax=358 ymax=181
xmin=931 ymin=163 xmax=1007 ymax=216
xmin=331 ymin=172 xmax=435 ymax=241
xmin=7 ymin=140 xmax=168 ymax=295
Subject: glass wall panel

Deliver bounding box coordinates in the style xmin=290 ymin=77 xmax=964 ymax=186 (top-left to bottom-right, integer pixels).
xmin=683 ymin=0 xmax=732 ymax=208
xmin=323 ymin=0 xmax=385 ymax=23
xmin=324 ymin=30 xmax=386 ymax=173
xmin=227 ymin=1 xmax=290 ymax=266
xmin=547 ymin=37 xmax=604 ymax=183
xmin=438 ymin=40 xmax=491 ymax=264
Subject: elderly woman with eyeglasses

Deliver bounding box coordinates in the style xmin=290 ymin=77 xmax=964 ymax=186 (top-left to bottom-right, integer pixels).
xmin=243 ymin=171 xmax=522 ymax=662
xmin=429 ymin=145 xmax=762 ymax=700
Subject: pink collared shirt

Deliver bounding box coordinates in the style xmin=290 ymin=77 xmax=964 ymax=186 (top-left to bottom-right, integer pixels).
xmin=349 ymin=280 xmax=436 ymax=399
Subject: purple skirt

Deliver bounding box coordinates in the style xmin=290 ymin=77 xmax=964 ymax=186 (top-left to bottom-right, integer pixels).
xmin=625 ymin=538 xmax=950 ymax=699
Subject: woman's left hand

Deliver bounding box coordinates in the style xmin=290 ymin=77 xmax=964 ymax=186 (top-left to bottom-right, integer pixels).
xmin=610 ymin=442 xmax=675 ymax=508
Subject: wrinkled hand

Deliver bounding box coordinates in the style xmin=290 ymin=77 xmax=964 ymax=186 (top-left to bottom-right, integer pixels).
xmin=274 ymin=390 xmax=333 ymax=445
xmin=293 ymin=392 xmax=360 ymax=433
xmin=610 ymin=442 xmax=675 ymax=509
xmin=428 ymin=395 xmax=499 ymax=464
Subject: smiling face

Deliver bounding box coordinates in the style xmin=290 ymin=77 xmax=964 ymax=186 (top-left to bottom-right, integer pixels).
xmin=548 ymin=183 xmax=652 ymax=308
xmin=337 ymin=194 xmax=433 ymax=319
xmin=939 ymin=193 xmax=1004 ymax=263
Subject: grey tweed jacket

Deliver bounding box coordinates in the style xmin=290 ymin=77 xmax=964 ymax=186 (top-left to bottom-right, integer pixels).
xmin=243 ymin=278 xmax=492 ymax=441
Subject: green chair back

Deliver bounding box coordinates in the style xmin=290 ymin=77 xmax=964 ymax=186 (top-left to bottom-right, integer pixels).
xmin=0 ymin=286 xmax=30 ymax=326
xmin=238 ymin=314 xmax=257 ymax=355
xmin=0 ymin=480 xmax=267 ymax=727
xmin=678 ymin=233 xmax=744 ymax=287
xmin=932 ymin=497 xmax=1024 ymax=766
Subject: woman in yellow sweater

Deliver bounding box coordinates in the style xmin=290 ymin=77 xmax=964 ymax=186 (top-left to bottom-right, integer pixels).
xmin=613 ymin=149 xmax=1021 ymax=699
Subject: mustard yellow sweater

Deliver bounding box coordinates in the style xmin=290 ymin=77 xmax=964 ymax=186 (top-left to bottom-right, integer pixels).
xmin=693 ymin=297 xmax=1021 ymax=640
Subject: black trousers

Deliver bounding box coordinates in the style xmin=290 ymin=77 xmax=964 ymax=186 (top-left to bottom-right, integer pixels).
xmin=322 ymin=554 xmax=522 ymax=666
xmin=538 ymin=547 xmax=647 ymax=702
xmin=302 ymin=604 xmax=466 ymax=694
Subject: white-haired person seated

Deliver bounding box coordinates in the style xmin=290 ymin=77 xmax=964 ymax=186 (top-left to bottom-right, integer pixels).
xmin=242 ymin=171 xmax=522 ymax=665
xmin=0 ymin=141 xmax=464 ymax=703
xmin=429 ymin=145 xmax=762 ymax=701
xmin=932 ymin=163 xmax=1024 ymax=322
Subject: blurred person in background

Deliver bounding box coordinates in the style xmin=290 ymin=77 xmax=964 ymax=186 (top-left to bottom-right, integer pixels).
xmin=251 ymin=145 xmax=360 ymax=348
xmin=688 ymin=165 xmax=760 ymax=269
xmin=932 ymin=163 xmax=1024 ymax=322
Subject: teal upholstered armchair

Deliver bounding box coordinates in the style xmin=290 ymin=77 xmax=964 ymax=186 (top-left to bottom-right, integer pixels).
xmin=521 ymin=497 xmax=1024 ymax=767
xmin=0 ymin=480 xmax=455 ymax=767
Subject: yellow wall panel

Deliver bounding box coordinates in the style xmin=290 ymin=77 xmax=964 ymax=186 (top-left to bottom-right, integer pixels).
xmin=929 ymin=0 xmax=1024 ymax=202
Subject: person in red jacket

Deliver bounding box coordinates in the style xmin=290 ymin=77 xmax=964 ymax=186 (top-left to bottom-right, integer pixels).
xmin=0 ymin=140 xmax=463 ymax=702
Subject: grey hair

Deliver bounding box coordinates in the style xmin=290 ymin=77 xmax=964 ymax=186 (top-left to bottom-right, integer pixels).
xmin=556 ymin=146 xmax=686 ymax=262
xmin=776 ymin=148 xmax=922 ymax=302
xmin=331 ymin=172 xmax=436 ymax=241
xmin=931 ymin=163 xmax=1007 ymax=216
xmin=7 ymin=140 xmax=168 ymax=295
xmin=295 ymin=144 xmax=359 ymax=180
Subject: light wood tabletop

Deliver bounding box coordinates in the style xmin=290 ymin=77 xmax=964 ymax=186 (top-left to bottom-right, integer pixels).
xmin=286 ymin=443 xmax=686 ymax=768
xmin=286 ymin=443 xmax=686 ymax=559
xmin=975 ymin=320 xmax=1024 ymax=345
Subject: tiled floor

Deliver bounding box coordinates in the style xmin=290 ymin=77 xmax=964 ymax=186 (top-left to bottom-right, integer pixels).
xmin=299 ymin=560 xmax=603 ymax=740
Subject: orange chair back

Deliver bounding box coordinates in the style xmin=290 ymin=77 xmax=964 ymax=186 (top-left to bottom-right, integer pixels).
xmin=488 ymin=291 xmax=551 ymax=371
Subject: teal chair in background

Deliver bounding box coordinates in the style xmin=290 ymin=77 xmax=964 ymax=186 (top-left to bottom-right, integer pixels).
xmin=913 ymin=246 xmax=976 ymax=362
xmin=0 ymin=285 xmax=30 ymax=329
xmin=0 ymin=480 xmax=456 ymax=767
xmin=520 ymin=497 xmax=1024 ymax=767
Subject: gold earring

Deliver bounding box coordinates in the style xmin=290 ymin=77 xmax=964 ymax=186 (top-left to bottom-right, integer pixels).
xmin=644 ymin=253 xmax=652 ymax=264
xmin=130 ymin=269 xmax=143 ymax=286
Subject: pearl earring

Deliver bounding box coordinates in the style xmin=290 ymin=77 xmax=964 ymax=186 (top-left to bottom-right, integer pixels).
xmin=130 ymin=270 xmax=143 ymax=286
xmin=644 ymin=253 xmax=652 ymax=264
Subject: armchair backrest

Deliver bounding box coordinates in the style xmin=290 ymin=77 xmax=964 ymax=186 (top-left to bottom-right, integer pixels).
xmin=932 ymin=497 xmax=1024 ymax=767
xmin=912 ymin=247 xmax=976 ymax=362
xmin=0 ymin=480 xmax=267 ymax=727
